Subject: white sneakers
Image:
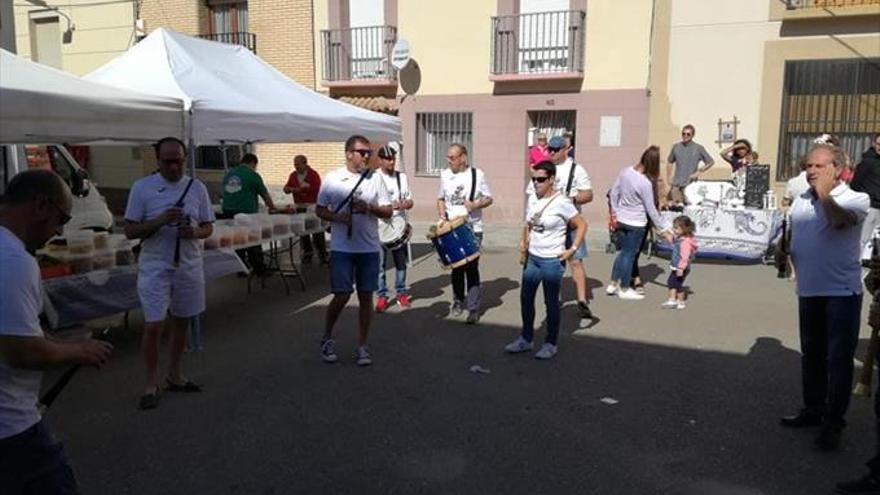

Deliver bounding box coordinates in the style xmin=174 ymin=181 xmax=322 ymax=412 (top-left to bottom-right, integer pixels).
xmin=605 ymin=283 xmax=619 ymax=295
xmin=504 ymin=336 xmax=533 ymax=353
xmin=617 ymin=288 xmax=645 ymax=300
xmin=661 ymin=300 xmax=686 ymax=310
xmin=321 ymin=339 xmax=372 ymax=365
xmin=504 ymin=337 xmax=557 ymax=360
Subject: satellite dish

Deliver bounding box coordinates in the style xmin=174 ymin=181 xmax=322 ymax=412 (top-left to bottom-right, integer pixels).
xmin=399 ymin=59 xmax=421 ymax=95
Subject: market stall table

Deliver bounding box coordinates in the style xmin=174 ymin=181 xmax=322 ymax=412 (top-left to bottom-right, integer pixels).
xmin=653 ymin=206 xmax=783 ymax=262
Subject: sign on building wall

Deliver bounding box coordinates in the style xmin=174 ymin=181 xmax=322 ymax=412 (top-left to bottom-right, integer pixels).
xmin=599 ymin=116 xmax=622 ymax=147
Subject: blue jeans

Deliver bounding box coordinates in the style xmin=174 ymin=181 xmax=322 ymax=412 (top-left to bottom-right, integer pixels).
xmin=0 ymin=421 xmax=78 ymax=494
xmin=520 ymin=255 xmax=566 ymax=345
xmin=329 ymin=251 xmax=380 ymax=293
xmin=610 ymin=223 xmax=647 ymax=288
xmin=798 ymin=294 xmax=862 ymax=427
xmin=378 ymin=244 xmax=408 ymax=297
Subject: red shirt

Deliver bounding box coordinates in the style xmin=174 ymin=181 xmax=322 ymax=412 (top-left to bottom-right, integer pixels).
xmin=285 ymin=167 xmax=321 ymax=205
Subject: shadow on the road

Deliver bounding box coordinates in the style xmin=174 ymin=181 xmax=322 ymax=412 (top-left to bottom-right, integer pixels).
xmin=480 ymin=277 xmax=520 ymax=315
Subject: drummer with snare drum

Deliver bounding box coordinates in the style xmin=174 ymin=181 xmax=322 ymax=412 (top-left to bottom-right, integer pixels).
xmin=436 ymin=143 xmax=493 ymax=324
xmin=375 ymin=145 xmax=414 ymax=312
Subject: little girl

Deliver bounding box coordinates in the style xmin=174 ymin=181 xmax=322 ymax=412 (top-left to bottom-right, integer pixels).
xmin=662 ymin=216 xmax=697 ymax=309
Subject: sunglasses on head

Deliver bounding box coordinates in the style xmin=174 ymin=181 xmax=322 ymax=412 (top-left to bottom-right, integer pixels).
xmin=352 ymin=149 xmax=372 ymax=158
xmin=532 ymin=176 xmax=551 ymax=184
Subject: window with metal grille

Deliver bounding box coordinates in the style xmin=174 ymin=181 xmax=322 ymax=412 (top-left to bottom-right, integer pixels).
xmin=776 ymin=58 xmax=880 ymax=181
xmin=416 ymin=112 xmax=473 ymax=176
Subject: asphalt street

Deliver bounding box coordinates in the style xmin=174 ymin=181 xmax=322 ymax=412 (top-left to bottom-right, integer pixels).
xmin=43 ymin=244 xmax=877 ymax=495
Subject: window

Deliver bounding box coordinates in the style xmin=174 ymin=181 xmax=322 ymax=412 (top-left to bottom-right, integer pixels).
xmin=29 ymin=12 xmax=62 ymax=69
xmin=208 ymin=1 xmax=248 ymax=34
xmin=416 ymin=112 xmax=473 ymax=176
xmin=777 ymin=58 xmax=880 ymax=180
xmin=527 ymin=110 xmax=575 ymax=145
xmin=197 ymin=145 xmax=243 ymax=170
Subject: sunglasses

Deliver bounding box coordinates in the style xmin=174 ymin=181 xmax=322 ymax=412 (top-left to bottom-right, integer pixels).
xmin=531 ymin=176 xmax=552 ymax=184
xmin=547 ymin=147 xmax=562 ymax=153
xmin=446 ymin=154 xmax=461 ymax=161
xmin=352 ymin=149 xmax=372 ymax=158
xmin=681 ymin=132 xmax=693 ymax=137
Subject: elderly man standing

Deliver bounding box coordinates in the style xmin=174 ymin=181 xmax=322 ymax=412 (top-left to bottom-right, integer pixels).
xmin=526 ymin=135 xmax=594 ymax=318
xmin=285 ymin=155 xmax=328 ymax=264
xmin=0 ymin=170 xmax=113 ymax=494
xmin=125 ymin=137 xmax=215 ymax=410
xmin=777 ymin=144 xmax=870 ymax=451
xmin=666 ymin=124 xmax=714 ymax=205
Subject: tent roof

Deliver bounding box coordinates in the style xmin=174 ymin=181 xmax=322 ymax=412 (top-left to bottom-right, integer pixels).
xmin=0 ymin=49 xmax=185 ymax=144
xmin=85 ymin=28 xmax=401 ymax=145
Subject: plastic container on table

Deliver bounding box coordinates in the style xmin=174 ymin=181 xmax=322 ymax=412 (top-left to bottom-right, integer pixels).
xmin=216 ymin=226 xmax=234 ymax=248
xmin=289 ymin=214 xmax=306 ymax=235
xmin=92 ymin=250 xmax=117 ymax=270
xmin=232 ymin=226 xmax=249 ymax=246
xmin=303 ymin=214 xmax=321 ymax=232
xmin=114 ymin=242 xmax=136 ymax=265
xmin=272 ymin=215 xmax=291 ymax=237
xmin=204 ymin=231 xmax=220 ymax=250
xmin=64 ymin=253 xmax=94 ymax=274
xmin=66 ymin=230 xmax=95 ymax=255
xmin=93 ymin=232 xmax=109 ymax=250
xmin=247 ymin=224 xmax=262 ymax=243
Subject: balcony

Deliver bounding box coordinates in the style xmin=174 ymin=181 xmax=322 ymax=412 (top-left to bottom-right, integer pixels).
xmin=490 ymin=10 xmax=586 ymax=82
xmin=198 ymin=32 xmax=257 ymax=53
xmin=321 ymin=25 xmax=397 ymax=89
xmin=771 ymin=0 xmax=880 ymax=20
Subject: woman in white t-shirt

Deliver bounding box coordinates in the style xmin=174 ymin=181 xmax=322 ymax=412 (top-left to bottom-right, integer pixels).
xmin=505 ymin=161 xmax=586 ymax=360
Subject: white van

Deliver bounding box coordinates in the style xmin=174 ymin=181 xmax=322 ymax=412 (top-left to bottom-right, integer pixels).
xmin=0 ymin=144 xmax=114 ymax=231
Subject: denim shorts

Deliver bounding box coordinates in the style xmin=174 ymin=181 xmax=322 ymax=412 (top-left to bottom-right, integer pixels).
xmin=565 ymin=229 xmax=588 ymax=261
xmin=329 ymin=251 xmax=380 ymax=294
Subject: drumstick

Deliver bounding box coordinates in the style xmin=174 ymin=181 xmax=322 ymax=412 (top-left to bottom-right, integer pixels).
xmin=39 ymin=327 xmax=111 ymax=412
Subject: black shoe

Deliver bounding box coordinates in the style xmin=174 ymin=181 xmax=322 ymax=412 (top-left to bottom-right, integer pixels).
xmin=816 ymin=425 xmax=843 ymax=451
xmin=836 ymin=473 xmax=880 ymax=494
xmin=780 ymin=410 xmax=823 ymax=428
xmin=138 ymin=392 xmax=159 ymax=410
xmin=577 ymin=300 xmax=593 ymax=319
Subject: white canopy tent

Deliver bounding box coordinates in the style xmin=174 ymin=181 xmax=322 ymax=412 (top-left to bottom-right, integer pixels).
xmin=84 ymin=28 xmax=401 ymax=145
xmin=0 ymin=49 xmax=185 ymax=144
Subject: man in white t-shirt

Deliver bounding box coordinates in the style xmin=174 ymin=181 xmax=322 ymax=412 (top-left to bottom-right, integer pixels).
xmin=0 ymin=170 xmax=112 ymax=493
xmin=437 ymin=143 xmax=493 ymax=324
xmin=316 ymin=135 xmax=393 ymax=366
xmin=526 ymin=136 xmax=594 ymax=319
xmin=776 ymin=144 xmax=870 ymax=452
xmin=124 ymin=137 xmax=215 ymax=410
xmin=375 ymin=145 xmax=414 ymax=312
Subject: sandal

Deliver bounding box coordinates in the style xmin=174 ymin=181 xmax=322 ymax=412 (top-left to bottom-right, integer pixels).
xmin=138 ymin=392 xmax=160 ymax=410
xmin=632 ymin=283 xmax=646 ymax=295
xmin=164 ymin=378 xmax=202 ymax=393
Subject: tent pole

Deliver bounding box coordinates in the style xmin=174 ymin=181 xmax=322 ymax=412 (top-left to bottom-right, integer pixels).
xmin=184 ymin=110 xmax=203 ymax=352
xmin=221 ymin=140 xmax=228 ymax=171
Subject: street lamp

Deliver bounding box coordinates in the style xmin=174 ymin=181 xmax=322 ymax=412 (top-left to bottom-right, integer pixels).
xmin=24 ymin=0 xmax=75 ymax=44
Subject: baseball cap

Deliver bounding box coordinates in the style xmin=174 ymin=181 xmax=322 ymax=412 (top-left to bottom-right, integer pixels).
xmin=548 ymin=136 xmax=565 ymax=149
xmin=377 ymin=145 xmax=397 ymax=159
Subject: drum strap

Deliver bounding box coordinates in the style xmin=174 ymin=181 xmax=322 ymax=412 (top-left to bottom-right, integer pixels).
xmin=469 ymin=167 xmax=477 ymax=202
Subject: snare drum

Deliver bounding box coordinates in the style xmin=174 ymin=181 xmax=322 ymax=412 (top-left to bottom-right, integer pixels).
xmin=379 ymin=216 xmax=412 ymax=251
xmin=426 ymin=216 xmax=480 ymax=269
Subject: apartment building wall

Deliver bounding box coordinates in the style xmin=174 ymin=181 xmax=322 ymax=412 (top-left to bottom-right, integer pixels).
xmin=386 ymin=0 xmax=654 ymax=226
xmin=648 ymin=0 xmax=880 ymax=188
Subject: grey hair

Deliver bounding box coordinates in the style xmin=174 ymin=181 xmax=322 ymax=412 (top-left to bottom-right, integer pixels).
xmin=807 ymin=143 xmax=847 ymax=168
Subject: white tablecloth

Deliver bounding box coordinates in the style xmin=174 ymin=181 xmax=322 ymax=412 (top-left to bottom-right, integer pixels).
xmin=43 ymin=248 xmax=247 ymax=329
xmin=653 ymin=206 xmax=783 ymax=262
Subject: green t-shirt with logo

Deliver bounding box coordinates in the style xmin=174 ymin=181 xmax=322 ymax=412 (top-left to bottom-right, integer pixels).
xmin=221 ymin=165 xmax=268 ymax=214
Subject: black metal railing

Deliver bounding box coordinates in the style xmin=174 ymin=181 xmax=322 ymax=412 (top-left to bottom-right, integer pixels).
xmin=490 ymin=10 xmax=585 ymax=76
xmin=321 ymin=25 xmax=397 ymax=82
xmin=783 ymin=0 xmax=880 ymax=9
xmin=198 ymin=32 xmax=256 ymax=53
